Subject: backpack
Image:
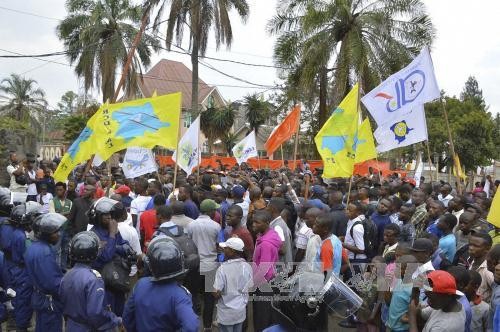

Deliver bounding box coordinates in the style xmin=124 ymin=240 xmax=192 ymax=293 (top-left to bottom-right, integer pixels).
xmin=349 ymin=217 xmax=378 ymax=259
xmin=156 ymin=225 xmax=200 ymax=271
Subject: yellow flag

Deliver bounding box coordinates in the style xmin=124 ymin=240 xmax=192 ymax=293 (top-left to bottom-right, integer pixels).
xmin=452 ymin=154 xmax=466 ymax=180
xmin=354 ymin=118 xmax=377 ymax=163
xmin=488 ymin=192 xmax=500 ymax=227
xmin=314 ymin=84 xmax=359 ymax=178
xmin=54 ymin=92 xmax=182 ymax=182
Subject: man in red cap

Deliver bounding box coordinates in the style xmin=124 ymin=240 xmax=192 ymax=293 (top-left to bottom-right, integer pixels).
xmin=115 ymin=185 xmax=132 ymax=208
xmin=409 ymin=270 xmax=466 ymax=332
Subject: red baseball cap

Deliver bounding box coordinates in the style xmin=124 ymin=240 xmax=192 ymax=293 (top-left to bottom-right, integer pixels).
xmin=424 ymin=270 xmax=461 ymax=295
xmin=403 ymin=178 xmax=417 ymax=187
xmin=115 ymin=185 xmax=131 ymax=195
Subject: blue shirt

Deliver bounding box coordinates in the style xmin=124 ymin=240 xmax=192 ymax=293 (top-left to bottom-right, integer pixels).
xmin=123 ymin=277 xmax=199 ymax=332
xmin=371 ymin=211 xmax=391 ymax=247
xmin=426 ymin=219 xmax=443 ymax=238
xmin=183 ymin=199 xmax=199 ymax=220
xmin=386 ymin=280 xmax=412 ymax=331
xmin=60 ymin=263 xmax=121 ymax=331
xmin=438 ymin=233 xmax=456 ymax=262
xmin=458 ymin=294 xmax=472 ymax=332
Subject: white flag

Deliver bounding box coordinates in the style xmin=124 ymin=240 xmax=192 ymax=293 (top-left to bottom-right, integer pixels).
xmin=414 ymin=152 xmax=424 ymax=187
xmin=374 ymin=106 xmax=428 ymax=153
xmin=361 ymin=47 xmax=440 ymax=126
xmin=232 ymin=130 xmax=258 ymax=165
xmin=92 ymin=154 xmax=104 ymax=167
xmin=122 ymin=147 xmax=158 ymax=179
xmin=172 ymin=116 xmax=200 ymax=175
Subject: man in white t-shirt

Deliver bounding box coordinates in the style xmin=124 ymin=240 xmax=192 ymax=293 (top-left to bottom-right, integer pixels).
xmin=25 ymin=158 xmax=38 ymax=201
xmin=6 ymin=152 xmax=27 ymax=193
xmin=295 ymin=207 xmax=321 ymax=264
xmin=130 ymin=178 xmax=151 ymax=234
xmin=343 ymin=201 xmax=367 ymax=262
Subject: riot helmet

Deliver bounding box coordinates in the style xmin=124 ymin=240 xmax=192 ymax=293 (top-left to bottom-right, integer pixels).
xmin=69 ymin=231 xmax=100 ymax=263
xmin=0 ymin=187 xmax=12 ymax=217
xmin=10 ymin=204 xmax=37 ymax=228
xmin=33 ymin=213 xmax=67 ymax=241
xmin=87 ymin=197 xmax=119 ymax=225
xmin=146 ymin=237 xmax=187 ymax=281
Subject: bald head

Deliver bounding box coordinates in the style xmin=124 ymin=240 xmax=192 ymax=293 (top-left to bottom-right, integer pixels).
xmin=249 ymin=187 xmax=262 ymax=201
xmin=328 ymin=191 xmax=343 ymax=206
xmin=304 ymin=207 xmax=322 ymax=228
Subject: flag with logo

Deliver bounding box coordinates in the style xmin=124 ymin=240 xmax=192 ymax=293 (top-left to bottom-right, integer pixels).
xmin=122 ymin=147 xmax=158 ymax=179
xmin=314 ymin=84 xmax=359 ymax=178
xmin=361 ymin=47 xmax=440 ymax=126
xmin=233 ymin=130 xmax=258 ymax=165
xmin=264 ymin=105 xmax=300 ymax=156
xmin=172 ymin=116 xmax=200 ymax=175
xmin=54 ymin=92 xmax=182 ymax=182
xmin=373 ymin=106 xmax=428 ymax=153
xmin=354 ymin=118 xmax=377 ymax=163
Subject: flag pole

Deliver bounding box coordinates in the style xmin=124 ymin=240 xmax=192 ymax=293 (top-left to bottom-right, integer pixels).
xmin=425 ymin=140 xmax=434 ymax=183
xmin=292 ymin=105 xmax=301 ymax=170
xmin=280 ymin=145 xmax=285 ymax=167
xmin=172 ymin=111 xmax=182 ymax=189
xmin=440 ymin=98 xmax=462 ymax=194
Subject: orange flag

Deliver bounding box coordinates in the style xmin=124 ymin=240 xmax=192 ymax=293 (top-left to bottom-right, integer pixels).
xmin=265 ymin=105 xmax=300 ymax=156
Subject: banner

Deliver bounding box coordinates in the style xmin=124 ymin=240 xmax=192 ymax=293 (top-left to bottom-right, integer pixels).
xmin=172 ymin=116 xmax=200 ymax=175
xmin=122 ymin=147 xmax=158 ymax=179
xmin=452 ymin=153 xmax=466 ymax=181
xmin=373 ymin=106 xmax=428 ymax=153
xmin=54 ymin=92 xmax=181 ymax=182
xmin=264 ymin=105 xmax=300 ymax=156
xmin=488 ymin=191 xmax=500 ymax=227
xmin=361 ymin=47 xmax=440 ymax=125
xmin=232 ymin=131 xmax=258 ymax=165
xmin=315 ymin=84 xmax=359 ymax=178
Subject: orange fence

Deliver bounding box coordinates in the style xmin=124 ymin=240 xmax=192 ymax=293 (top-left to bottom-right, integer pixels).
xmin=156 ymin=156 xmax=406 ymax=177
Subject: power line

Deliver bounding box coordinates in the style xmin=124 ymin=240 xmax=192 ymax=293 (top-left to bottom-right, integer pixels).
xmin=0 ymin=5 xmax=61 ymax=21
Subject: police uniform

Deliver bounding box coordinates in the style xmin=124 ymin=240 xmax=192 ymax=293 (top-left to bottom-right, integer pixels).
xmin=24 ymin=240 xmax=64 ymax=332
xmin=91 ymin=224 xmax=130 ymax=316
xmin=0 ymin=219 xmax=15 ymax=290
xmin=10 ymin=226 xmax=33 ymax=330
xmin=123 ymin=278 xmax=199 ymax=331
xmin=59 ymin=263 xmax=122 ymax=331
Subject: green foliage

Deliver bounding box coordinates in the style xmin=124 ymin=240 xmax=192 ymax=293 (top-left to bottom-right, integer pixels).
xmin=57 ymin=0 xmax=161 ymax=102
xmin=61 ymin=114 xmax=90 ymax=142
xmin=425 ymin=96 xmax=497 ymax=169
xmin=57 ymin=91 xmax=79 ymax=115
xmin=200 ymin=105 xmax=235 ymax=153
xmin=460 ymin=76 xmax=487 ymax=110
xmin=243 ymin=94 xmax=273 ymax=135
xmin=0 ymin=74 xmax=47 ymax=123
xmin=269 ymin=0 xmax=435 ymax=129
xmin=222 ymin=132 xmax=239 ymax=156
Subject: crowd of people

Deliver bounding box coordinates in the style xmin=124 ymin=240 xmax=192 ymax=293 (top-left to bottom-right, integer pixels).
xmin=1 ymin=150 xmax=500 ymax=332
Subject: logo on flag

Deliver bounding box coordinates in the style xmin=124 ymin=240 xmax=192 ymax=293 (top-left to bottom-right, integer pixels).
xmin=122 ymin=147 xmax=158 ymax=179
xmin=361 ymin=47 xmax=440 ymax=126
xmin=390 ymin=121 xmax=414 ymax=143
xmin=233 ymin=131 xmax=258 ymax=165
xmin=173 ymin=116 xmax=200 ymax=176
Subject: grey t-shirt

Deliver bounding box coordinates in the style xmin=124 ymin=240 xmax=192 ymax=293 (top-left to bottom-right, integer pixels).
xmin=421 ymin=303 xmax=466 ymax=332
xmin=187 ymin=215 xmax=221 ymax=273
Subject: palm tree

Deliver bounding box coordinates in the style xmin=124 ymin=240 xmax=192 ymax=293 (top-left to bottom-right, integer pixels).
xmin=200 ymin=105 xmax=235 ymax=153
xmin=222 ymin=132 xmax=239 ymax=156
xmin=243 ymin=93 xmax=272 ymax=135
xmin=153 ymin=0 xmax=249 ymax=114
xmin=0 ymin=74 xmax=47 ymax=123
xmin=269 ymin=0 xmax=435 ymax=126
xmin=57 ymin=0 xmax=160 ymax=102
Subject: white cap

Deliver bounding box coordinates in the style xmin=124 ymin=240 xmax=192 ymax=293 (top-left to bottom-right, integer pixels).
xmin=219 ymin=237 xmax=244 ymax=252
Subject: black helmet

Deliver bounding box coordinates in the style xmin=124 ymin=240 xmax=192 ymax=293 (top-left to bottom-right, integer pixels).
xmin=87 ymin=197 xmax=119 ymax=225
xmin=0 ymin=187 xmax=12 ymax=217
xmin=110 ymin=201 xmax=126 ymax=221
xmin=146 ymin=237 xmax=187 ymax=281
xmin=69 ymin=231 xmax=100 ymax=263
xmin=32 ymin=213 xmax=67 ymax=240
xmin=10 ymin=204 xmax=36 ymax=227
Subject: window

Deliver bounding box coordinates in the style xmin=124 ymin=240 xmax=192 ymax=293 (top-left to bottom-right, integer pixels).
xmin=207 ymin=95 xmax=215 ymax=109
xmin=183 ymin=112 xmax=192 ymax=128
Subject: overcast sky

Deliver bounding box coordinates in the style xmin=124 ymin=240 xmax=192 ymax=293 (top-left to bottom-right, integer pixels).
xmin=1 ymin=0 xmax=499 ymax=115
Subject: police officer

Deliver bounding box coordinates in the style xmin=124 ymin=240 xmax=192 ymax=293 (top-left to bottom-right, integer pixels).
xmin=123 ymin=237 xmax=199 ymax=331
xmin=0 ymin=187 xmax=15 ymax=327
xmin=8 ymin=204 xmax=36 ymax=331
xmin=24 ymin=213 xmax=66 ymax=332
xmin=60 ymin=231 xmax=122 ymax=331
xmin=88 ymin=197 xmax=132 ymax=316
